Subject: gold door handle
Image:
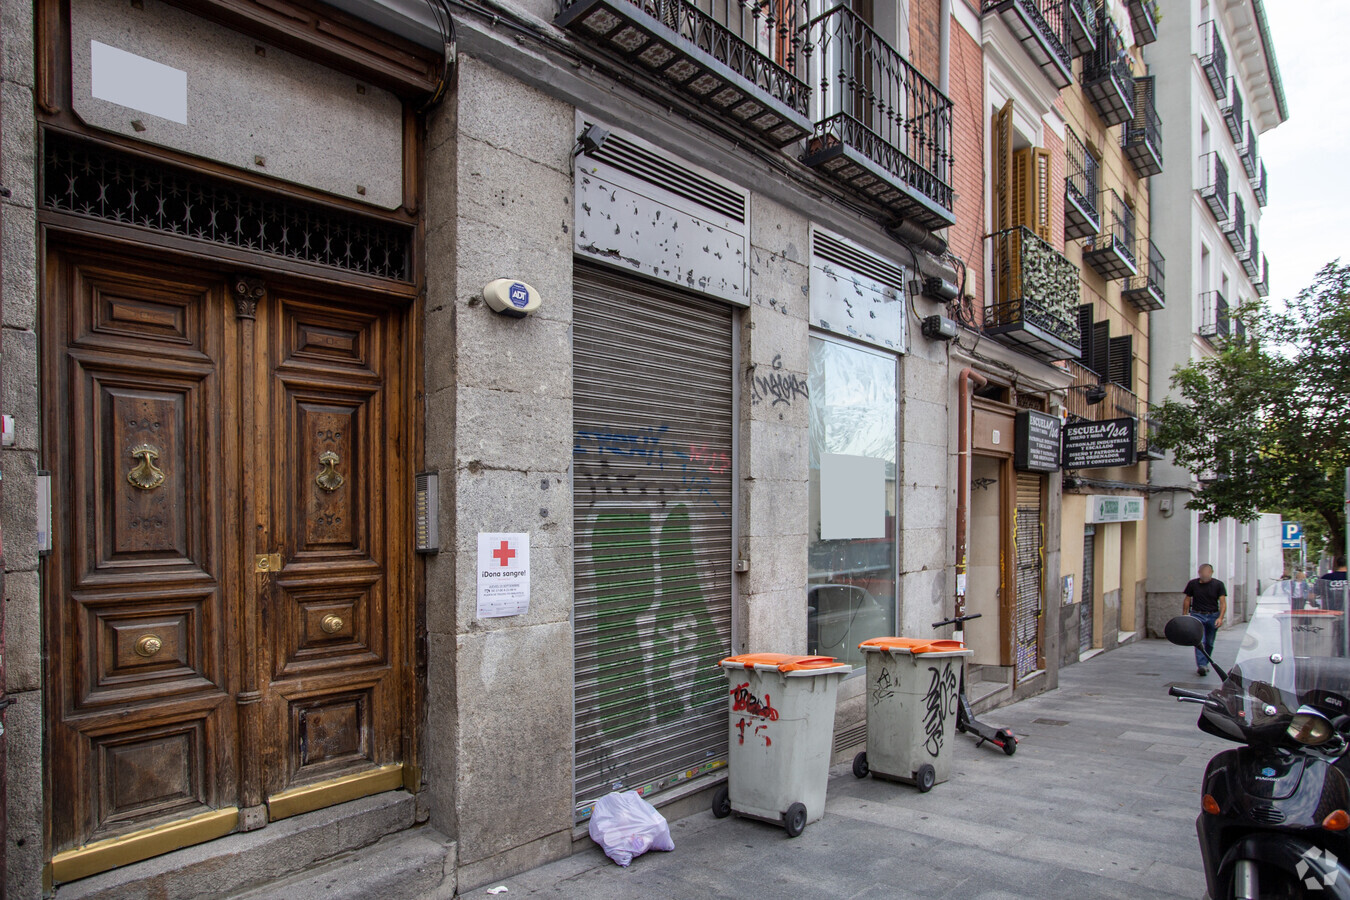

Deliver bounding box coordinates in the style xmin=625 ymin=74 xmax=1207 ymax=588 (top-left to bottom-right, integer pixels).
xmin=315 ymin=451 xmax=344 ymax=493
xmin=135 ymin=634 xmax=163 ymax=657
xmin=320 ymin=615 xmax=344 ymax=634
xmin=127 ymin=444 xmax=166 ymax=491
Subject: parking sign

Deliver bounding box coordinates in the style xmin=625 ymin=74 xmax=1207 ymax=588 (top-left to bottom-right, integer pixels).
xmin=1282 ymin=522 xmax=1303 ymax=550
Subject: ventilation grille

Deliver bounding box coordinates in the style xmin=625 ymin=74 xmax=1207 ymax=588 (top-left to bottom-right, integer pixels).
xmin=43 ymin=134 xmax=413 ymax=282
xmin=813 ymin=231 xmax=906 ymax=293
xmin=833 ymin=721 xmax=867 ymax=754
xmin=1249 ymin=806 xmax=1285 ymax=825
xmin=586 ymin=129 xmax=746 ymax=224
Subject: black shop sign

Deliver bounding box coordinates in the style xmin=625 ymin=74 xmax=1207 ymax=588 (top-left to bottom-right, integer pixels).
xmin=1014 ymin=409 xmax=1061 ymax=473
xmin=1063 ymin=417 xmax=1137 ymax=469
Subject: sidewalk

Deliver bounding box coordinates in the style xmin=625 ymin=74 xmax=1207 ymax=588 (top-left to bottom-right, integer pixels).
xmin=485 ymin=633 xmax=1241 ymax=900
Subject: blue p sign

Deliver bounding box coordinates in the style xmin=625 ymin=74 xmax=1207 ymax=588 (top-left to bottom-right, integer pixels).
xmin=1282 ymin=522 xmax=1302 ymax=550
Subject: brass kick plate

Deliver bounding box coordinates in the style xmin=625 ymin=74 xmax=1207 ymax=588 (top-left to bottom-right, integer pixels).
xmin=254 ymin=553 xmax=282 ymax=573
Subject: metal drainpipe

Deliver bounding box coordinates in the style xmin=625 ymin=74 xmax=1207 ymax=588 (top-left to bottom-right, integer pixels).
xmin=939 ymin=0 xmax=952 ymax=96
xmin=955 ymin=367 xmax=988 ymax=619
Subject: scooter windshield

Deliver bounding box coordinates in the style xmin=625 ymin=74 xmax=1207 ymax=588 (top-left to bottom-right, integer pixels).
xmin=1212 ymin=584 xmax=1350 ymax=742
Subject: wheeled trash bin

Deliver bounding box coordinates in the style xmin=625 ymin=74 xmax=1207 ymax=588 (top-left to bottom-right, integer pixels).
xmin=1276 ymin=609 xmax=1345 ymax=659
xmin=852 ymin=638 xmax=972 ymax=792
xmin=710 ymin=653 xmax=850 ymax=837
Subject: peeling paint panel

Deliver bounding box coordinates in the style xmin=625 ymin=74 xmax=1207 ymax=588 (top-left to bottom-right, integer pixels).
xmin=809 ymin=228 xmax=908 ymax=353
xmin=573 ymin=118 xmax=749 ymax=306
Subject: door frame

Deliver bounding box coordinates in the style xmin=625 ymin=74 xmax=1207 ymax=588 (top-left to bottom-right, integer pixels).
xmin=38 ymin=224 xmax=423 ymax=883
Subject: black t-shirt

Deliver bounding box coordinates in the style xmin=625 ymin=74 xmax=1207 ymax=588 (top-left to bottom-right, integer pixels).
xmin=1185 ymin=578 xmax=1227 ymax=614
xmin=1315 ymin=572 xmax=1348 ymax=612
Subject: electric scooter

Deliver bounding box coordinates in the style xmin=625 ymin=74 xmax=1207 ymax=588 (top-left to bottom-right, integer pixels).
xmin=932 ymin=613 xmax=1018 ymax=756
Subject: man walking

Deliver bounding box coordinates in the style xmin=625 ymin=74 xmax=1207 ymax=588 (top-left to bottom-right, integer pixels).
xmin=1182 ymin=564 xmax=1227 ymax=676
xmin=1313 ymin=556 xmax=1348 ymax=613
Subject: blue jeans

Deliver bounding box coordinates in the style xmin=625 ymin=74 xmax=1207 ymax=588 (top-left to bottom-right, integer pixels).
xmin=1191 ymin=612 xmax=1219 ymax=670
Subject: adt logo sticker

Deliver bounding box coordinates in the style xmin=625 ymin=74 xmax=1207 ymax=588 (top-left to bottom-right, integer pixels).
xmin=508 ymin=282 xmax=530 ymax=309
xmin=1296 ymin=845 xmax=1340 ymax=890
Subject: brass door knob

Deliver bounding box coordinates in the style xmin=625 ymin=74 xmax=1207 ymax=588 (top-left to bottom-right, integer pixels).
xmin=320 ymin=615 xmax=344 ymax=634
xmin=135 ymin=634 xmax=164 ymax=657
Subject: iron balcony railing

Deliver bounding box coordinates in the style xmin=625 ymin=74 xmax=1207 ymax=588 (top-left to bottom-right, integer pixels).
xmin=1234 ymin=317 xmax=1247 ymax=345
xmin=1222 ymin=77 xmax=1244 ymax=144
xmin=1064 ymin=360 xmax=1155 ymax=456
xmin=984 ymin=226 xmax=1081 ymax=362
xmin=1199 ymin=21 xmax=1227 ymax=100
xmin=1199 ymin=151 xmax=1229 ymax=223
xmin=800 ymin=4 xmax=955 ymax=229
xmin=1199 ymin=290 xmax=1230 ymax=345
xmin=1122 ymin=76 xmax=1161 ymax=177
xmin=1123 ymin=238 xmax=1165 ymax=312
xmin=555 ymin=0 xmax=813 ymax=147
xmin=1224 ymin=197 xmax=1246 ymax=252
xmin=1254 ymin=160 xmax=1268 ymax=206
xmin=981 ymin=0 xmax=1073 ymax=88
xmin=1127 ymin=0 xmax=1158 ymax=45
xmin=1065 ymin=127 xmax=1100 ymax=239
xmin=1082 ymin=12 xmax=1134 ymax=126
xmin=1241 ymin=122 xmax=1258 ymax=179
xmin=1068 ymin=0 xmax=1097 ymax=58
xmin=1082 ymin=189 xmax=1137 ymax=280
xmin=1240 ymin=226 xmax=1260 ymax=279
xmin=1255 ymin=255 xmax=1270 ymax=297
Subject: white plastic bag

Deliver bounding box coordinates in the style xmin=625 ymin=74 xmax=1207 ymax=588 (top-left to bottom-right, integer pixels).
xmin=587 ymin=790 xmax=675 ymax=867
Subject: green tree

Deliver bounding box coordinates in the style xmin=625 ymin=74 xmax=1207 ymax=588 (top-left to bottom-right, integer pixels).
xmin=1152 ymin=262 xmax=1350 ymax=553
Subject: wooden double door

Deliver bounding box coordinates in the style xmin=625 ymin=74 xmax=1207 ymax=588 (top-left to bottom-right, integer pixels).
xmin=44 ymin=244 xmax=414 ymax=865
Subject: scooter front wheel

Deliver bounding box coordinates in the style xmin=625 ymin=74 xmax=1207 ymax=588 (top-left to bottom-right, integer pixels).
xmin=852 ymin=751 xmax=869 ymax=779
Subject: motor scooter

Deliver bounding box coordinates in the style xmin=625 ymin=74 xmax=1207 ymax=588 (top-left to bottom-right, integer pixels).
xmin=928 ymin=613 xmax=1017 ymax=756
xmin=1165 ymin=612 xmax=1350 ymax=899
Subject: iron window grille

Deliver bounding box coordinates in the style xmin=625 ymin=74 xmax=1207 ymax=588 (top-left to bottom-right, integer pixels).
xmin=1198 ymin=20 xmax=1227 ymax=100
xmin=1122 ymin=75 xmax=1161 ymax=177
xmin=1064 ymin=126 xmax=1100 ymax=239
xmin=799 ymin=4 xmax=955 ymax=229
xmin=42 ymin=133 xmax=412 ymax=281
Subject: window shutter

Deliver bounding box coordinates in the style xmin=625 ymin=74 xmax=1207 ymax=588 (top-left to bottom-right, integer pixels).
xmin=992 ymin=100 xmax=1014 ymax=232
xmin=1092 ymin=321 xmax=1111 ymax=377
xmin=1077 ymin=305 xmax=1094 ymax=367
xmin=1109 ymin=335 xmax=1133 ymax=387
xmin=1013 ymin=147 xmax=1052 ymax=242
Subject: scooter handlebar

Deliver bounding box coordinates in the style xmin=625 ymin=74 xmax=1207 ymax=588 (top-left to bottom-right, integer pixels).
xmin=1168 ymin=686 xmax=1212 ymax=701
xmin=933 ymin=613 xmax=983 ymax=629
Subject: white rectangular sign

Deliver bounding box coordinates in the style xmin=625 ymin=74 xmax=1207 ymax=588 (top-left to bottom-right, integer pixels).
xmin=819 ymin=453 xmax=886 ymax=540
xmin=477 ymin=532 xmax=530 ymax=618
xmin=90 ymin=41 xmax=188 ymax=124
xmin=1085 ymin=494 xmax=1145 ymax=524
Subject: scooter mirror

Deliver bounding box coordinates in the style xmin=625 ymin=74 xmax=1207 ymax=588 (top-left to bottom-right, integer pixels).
xmin=1164 ymin=615 xmax=1205 ymax=648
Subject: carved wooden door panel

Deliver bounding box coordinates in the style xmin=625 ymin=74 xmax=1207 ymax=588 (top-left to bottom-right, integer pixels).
xmin=251 ymin=283 xmax=408 ymax=812
xmin=46 ymin=248 xmax=239 ymax=857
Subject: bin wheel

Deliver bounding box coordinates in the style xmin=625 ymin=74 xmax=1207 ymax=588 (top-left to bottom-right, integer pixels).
xmin=852 ymin=751 xmax=869 ymax=779
xmin=783 ymin=802 xmax=808 ymax=838
xmin=711 ymin=785 xmax=731 ymax=819
xmin=998 ymin=730 xmax=1018 ymax=756
xmin=915 ymin=764 xmax=936 ymax=793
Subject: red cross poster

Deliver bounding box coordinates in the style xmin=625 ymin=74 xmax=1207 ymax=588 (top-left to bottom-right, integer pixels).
xmin=477 ymin=532 xmax=531 ymax=618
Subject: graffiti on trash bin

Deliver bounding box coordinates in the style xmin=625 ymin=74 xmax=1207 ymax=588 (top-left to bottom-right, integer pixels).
xmin=733 ymin=717 xmax=772 ymax=747
xmin=871 ymin=666 xmax=897 ymax=705
xmin=922 ymin=661 xmax=959 ymax=757
xmin=730 ymin=683 xmax=780 ymax=721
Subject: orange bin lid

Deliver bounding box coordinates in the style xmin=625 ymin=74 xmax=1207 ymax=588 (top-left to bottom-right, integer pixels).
xmin=1277 ymin=610 xmax=1344 ymax=617
xmin=859 ymin=637 xmax=968 ymax=654
xmin=719 ymin=652 xmax=843 ymax=672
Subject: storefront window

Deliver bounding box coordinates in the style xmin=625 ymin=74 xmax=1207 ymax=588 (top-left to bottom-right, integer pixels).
xmin=807 ymin=335 xmax=899 ymax=669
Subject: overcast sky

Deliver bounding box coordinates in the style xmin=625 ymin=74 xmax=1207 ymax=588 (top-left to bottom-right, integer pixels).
xmin=1257 ymin=1 xmax=1350 ymax=305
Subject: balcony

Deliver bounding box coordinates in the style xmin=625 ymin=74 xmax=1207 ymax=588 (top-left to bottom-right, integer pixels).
xmin=1241 ymin=122 xmax=1258 ymax=179
xmin=556 ymin=0 xmax=812 ymax=148
xmin=1082 ymin=190 xmax=1137 ymax=280
xmin=1127 ymin=0 xmax=1158 ymax=46
xmin=1199 ymin=152 xmax=1229 ymax=223
xmin=1065 ymin=360 xmax=1156 ymax=457
xmin=982 ymin=0 xmax=1072 ymax=89
xmin=1122 ymin=238 xmax=1165 ymax=312
xmin=1254 ymin=161 xmax=1267 ymax=206
xmin=1082 ymin=13 xmax=1134 ymax=127
xmin=1068 ymin=0 xmax=1097 ymax=58
xmin=801 ymin=5 xmax=955 ymax=230
xmin=1222 ymin=78 xmax=1244 ymax=144
xmin=1122 ymin=76 xmax=1161 ymax=177
xmin=984 ymin=226 xmax=1081 ymax=362
xmin=1198 ymin=21 xmax=1227 ymax=99
xmin=1065 ymin=128 xmax=1100 ymax=240
xmin=1223 ymin=198 xmax=1246 ymax=252
xmin=1198 ymin=290 xmax=1231 ymax=347
xmin=1255 ymin=255 xmax=1270 ymax=297
xmin=1240 ymin=226 xmax=1259 ymax=279
xmin=1234 ymin=317 xmax=1247 ymax=345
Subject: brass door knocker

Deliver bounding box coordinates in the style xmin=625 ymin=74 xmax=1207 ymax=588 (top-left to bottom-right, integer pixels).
xmin=316 ymin=450 xmax=344 ymax=493
xmin=127 ymin=444 xmax=166 ymax=491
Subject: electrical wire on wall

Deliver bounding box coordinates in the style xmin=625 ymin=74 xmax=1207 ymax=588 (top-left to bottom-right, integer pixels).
xmin=418 ymin=0 xmax=457 ymax=113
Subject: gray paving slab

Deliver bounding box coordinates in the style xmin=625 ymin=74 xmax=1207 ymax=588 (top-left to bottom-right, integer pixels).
xmin=483 ymin=632 xmax=1241 ymax=899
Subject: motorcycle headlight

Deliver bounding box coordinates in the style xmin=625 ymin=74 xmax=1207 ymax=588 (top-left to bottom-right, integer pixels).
xmin=1288 ymin=712 xmax=1335 ymax=746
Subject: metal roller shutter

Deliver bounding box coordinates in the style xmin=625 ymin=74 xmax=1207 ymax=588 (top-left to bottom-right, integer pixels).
xmin=1014 ymin=473 xmax=1044 ymax=680
xmin=572 ymin=266 xmax=735 ymax=821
